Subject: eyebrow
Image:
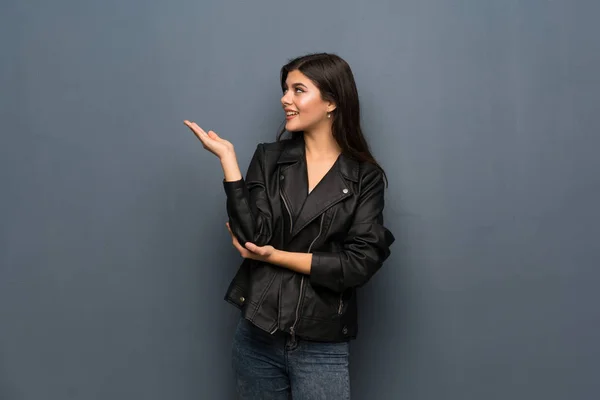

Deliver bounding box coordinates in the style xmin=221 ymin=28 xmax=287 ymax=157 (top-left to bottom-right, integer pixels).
xmin=285 ymin=82 xmax=308 ymax=88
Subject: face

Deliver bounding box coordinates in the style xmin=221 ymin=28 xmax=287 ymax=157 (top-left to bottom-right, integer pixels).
xmin=281 ymin=70 xmax=335 ymax=132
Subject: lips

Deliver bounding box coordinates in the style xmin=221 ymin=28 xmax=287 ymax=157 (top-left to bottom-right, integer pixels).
xmin=285 ymin=110 xmax=299 ymax=120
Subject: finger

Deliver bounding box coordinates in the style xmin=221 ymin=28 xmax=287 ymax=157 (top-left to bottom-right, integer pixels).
xmin=249 ymin=246 xmax=265 ymax=256
xmin=183 ymin=120 xmax=205 ymax=133
xmin=208 ymin=130 xmax=227 ymax=144
xmin=237 ymin=247 xmax=250 ymax=259
xmin=190 ymin=122 xmax=207 ymax=136
xmin=245 ymin=242 xmax=262 ymax=254
xmin=183 ymin=120 xmax=202 ymax=133
xmin=236 ymin=245 xmax=245 ymax=255
xmin=226 ymin=224 xmax=240 ymax=243
xmin=226 ymin=228 xmax=234 ymax=240
xmin=184 ymin=120 xmax=209 ymax=141
xmin=184 ymin=121 xmax=203 ymax=141
xmin=207 ymin=131 xmax=219 ymax=140
xmin=232 ymin=239 xmax=245 ymax=252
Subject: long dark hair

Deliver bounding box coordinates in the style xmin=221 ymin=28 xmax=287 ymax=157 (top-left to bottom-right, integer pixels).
xmin=277 ymin=52 xmax=388 ymax=185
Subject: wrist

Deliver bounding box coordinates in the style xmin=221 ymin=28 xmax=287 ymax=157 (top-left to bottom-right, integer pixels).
xmin=267 ymin=248 xmax=282 ymax=264
xmin=219 ymin=150 xmax=237 ymax=165
xmin=220 ymin=152 xmax=242 ymax=182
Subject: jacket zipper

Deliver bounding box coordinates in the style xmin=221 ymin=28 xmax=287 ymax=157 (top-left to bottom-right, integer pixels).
xmin=288 ymin=213 xmax=325 ymax=343
xmin=274 ymin=190 xmax=294 ymax=336
xmin=338 ymin=295 xmax=343 ymax=314
xmin=280 ymin=190 xmax=293 ymax=235
xmin=271 ymin=190 xmax=296 ymax=335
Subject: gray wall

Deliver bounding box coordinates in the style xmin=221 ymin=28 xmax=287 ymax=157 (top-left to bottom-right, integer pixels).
xmin=1 ymin=1 xmax=599 ymax=399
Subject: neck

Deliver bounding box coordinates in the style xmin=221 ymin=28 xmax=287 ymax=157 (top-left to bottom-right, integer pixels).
xmin=303 ymin=124 xmax=342 ymax=160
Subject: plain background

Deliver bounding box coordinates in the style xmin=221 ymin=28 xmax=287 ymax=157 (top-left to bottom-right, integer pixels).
xmin=1 ymin=0 xmax=599 ymax=399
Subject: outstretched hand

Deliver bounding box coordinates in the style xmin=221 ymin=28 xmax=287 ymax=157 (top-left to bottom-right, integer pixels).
xmin=184 ymin=120 xmax=235 ymax=160
xmin=226 ymin=222 xmax=276 ymax=262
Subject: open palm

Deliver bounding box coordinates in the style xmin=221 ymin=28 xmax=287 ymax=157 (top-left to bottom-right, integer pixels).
xmin=184 ymin=120 xmax=234 ymax=160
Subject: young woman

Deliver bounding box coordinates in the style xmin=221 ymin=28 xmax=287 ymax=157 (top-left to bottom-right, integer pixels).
xmin=184 ymin=53 xmax=395 ymax=399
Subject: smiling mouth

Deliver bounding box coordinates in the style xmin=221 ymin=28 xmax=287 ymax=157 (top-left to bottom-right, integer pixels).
xmin=286 ymin=111 xmax=299 ymax=116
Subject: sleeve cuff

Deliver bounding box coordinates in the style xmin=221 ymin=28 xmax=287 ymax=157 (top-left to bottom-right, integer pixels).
xmin=223 ymin=178 xmax=246 ymax=197
xmin=310 ymin=252 xmax=343 ymax=292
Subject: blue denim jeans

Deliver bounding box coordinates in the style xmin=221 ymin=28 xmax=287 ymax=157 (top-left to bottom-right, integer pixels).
xmin=232 ymin=317 xmax=351 ymax=399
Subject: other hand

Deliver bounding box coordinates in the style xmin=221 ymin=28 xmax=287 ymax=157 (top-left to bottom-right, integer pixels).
xmin=226 ymin=222 xmax=276 ymax=262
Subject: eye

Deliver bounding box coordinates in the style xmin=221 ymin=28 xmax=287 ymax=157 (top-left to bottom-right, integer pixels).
xmin=295 ymin=87 xmax=305 ymax=93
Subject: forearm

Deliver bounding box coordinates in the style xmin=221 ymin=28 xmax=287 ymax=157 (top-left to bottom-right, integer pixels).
xmin=268 ymin=249 xmax=313 ymax=275
xmin=220 ymin=153 xmax=243 ymax=182
xmin=221 ymin=146 xmax=273 ymax=246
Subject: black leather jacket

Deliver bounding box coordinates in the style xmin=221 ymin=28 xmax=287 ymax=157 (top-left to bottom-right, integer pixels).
xmin=222 ymin=135 xmax=395 ymax=342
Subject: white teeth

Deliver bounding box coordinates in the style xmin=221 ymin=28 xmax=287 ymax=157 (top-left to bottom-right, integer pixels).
xmin=286 ymin=111 xmax=298 ymax=116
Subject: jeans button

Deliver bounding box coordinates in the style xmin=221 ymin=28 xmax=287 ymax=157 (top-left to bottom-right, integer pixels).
xmin=240 ymin=296 xmax=245 ymax=303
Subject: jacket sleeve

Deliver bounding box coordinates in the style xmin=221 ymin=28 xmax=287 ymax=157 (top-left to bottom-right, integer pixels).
xmin=309 ymin=167 xmax=395 ymax=293
xmin=222 ymin=143 xmax=273 ymax=247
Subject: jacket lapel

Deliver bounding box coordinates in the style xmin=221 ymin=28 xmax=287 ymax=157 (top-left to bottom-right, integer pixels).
xmin=277 ymin=135 xmax=359 ymax=240
xmin=277 ymin=136 xmax=307 ymax=228
xmin=292 ymin=162 xmax=351 ymax=237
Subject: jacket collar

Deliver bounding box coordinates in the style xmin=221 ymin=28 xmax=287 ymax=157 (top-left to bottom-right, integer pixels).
xmin=276 ymin=134 xmax=359 ymax=183
xmin=276 ymin=134 xmax=359 ymax=238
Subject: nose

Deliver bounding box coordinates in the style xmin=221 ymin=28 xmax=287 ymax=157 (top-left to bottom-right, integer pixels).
xmin=281 ymin=90 xmax=292 ymax=106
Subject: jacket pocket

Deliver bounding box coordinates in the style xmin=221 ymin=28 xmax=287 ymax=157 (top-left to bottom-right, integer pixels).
xmin=301 ymin=282 xmax=344 ymax=321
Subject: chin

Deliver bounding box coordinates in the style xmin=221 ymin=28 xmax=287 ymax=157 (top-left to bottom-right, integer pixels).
xmin=286 ymin=120 xmax=315 ymax=133
xmin=285 ymin=122 xmax=303 ymax=132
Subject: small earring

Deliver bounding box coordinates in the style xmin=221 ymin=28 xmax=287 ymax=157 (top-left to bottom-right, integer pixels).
xmin=327 ymin=112 xmax=331 ymax=119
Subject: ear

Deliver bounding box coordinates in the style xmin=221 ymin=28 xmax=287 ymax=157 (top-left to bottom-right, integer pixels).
xmin=326 ymin=101 xmax=337 ymax=113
